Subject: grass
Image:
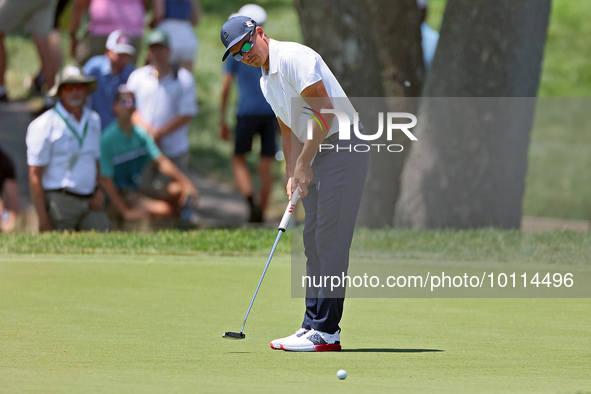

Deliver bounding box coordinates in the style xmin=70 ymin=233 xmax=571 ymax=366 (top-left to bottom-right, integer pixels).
xmin=1 ymin=243 xmax=590 ymax=392
xmin=2 ymin=228 xmax=590 ymax=263
xmin=3 ymin=0 xmax=590 ymax=220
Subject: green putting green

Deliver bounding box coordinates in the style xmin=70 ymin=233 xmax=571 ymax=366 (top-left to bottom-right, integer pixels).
xmin=1 ymin=253 xmax=589 ymax=392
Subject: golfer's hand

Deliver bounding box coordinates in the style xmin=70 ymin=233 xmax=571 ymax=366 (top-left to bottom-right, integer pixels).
xmin=293 ymin=159 xmax=313 ymax=200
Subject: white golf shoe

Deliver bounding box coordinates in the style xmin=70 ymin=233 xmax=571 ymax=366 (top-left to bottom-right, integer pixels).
xmin=270 ymin=328 xmax=309 ymax=350
xmin=280 ymin=329 xmax=341 ymax=352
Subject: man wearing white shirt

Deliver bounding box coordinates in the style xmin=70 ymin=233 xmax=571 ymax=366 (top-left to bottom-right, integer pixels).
xmin=127 ymin=29 xmax=198 ymax=187
xmin=221 ymin=17 xmax=370 ymax=352
xmin=27 ymin=65 xmax=110 ymax=232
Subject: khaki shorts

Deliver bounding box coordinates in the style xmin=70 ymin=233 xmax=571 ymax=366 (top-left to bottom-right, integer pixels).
xmin=0 ymin=0 xmax=57 ymax=36
xmin=138 ymin=152 xmax=189 ymax=200
xmin=45 ymin=190 xmax=110 ymax=232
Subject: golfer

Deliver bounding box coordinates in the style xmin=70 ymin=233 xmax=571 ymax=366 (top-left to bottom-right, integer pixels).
xmin=221 ymin=16 xmax=369 ymax=351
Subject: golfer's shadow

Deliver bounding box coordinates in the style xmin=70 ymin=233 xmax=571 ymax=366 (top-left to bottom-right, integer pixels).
xmin=341 ymin=348 xmax=444 ymax=353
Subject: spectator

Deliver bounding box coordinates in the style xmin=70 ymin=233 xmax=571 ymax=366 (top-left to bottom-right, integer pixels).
xmin=30 ymin=0 xmax=73 ymax=96
xmin=127 ymin=29 xmax=198 ymax=192
xmin=0 ymin=147 xmax=19 ymax=233
xmin=220 ymin=4 xmax=277 ymax=223
xmin=84 ymin=30 xmax=136 ymax=130
xmin=26 ymin=66 xmax=110 ymax=232
xmin=0 ymin=0 xmax=58 ymax=103
xmin=70 ymin=0 xmax=146 ymax=66
xmin=100 ymin=86 xmax=199 ymax=222
xmin=151 ymin=0 xmax=202 ymax=71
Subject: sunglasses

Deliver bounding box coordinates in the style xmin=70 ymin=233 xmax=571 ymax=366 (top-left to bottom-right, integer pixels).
xmin=118 ymin=98 xmax=136 ymax=108
xmin=61 ymin=83 xmax=87 ymax=92
xmin=232 ymin=28 xmax=255 ymax=61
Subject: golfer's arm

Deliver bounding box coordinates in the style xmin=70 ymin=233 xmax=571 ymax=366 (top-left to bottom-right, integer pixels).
xmin=298 ymin=80 xmax=335 ymax=166
xmin=278 ymin=117 xmax=303 ymax=178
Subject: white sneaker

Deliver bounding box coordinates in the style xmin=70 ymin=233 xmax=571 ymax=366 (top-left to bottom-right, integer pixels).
xmin=280 ymin=329 xmax=341 ymax=352
xmin=270 ymin=328 xmax=309 ymax=350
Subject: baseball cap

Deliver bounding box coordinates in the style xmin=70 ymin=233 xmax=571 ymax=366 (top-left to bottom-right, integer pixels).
xmin=220 ymin=16 xmax=257 ymax=61
xmin=147 ymin=29 xmax=169 ymax=47
xmin=106 ymin=30 xmax=136 ymax=55
xmin=238 ymin=4 xmax=267 ymax=25
xmin=48 ymin=66 xmax=97 ymax=97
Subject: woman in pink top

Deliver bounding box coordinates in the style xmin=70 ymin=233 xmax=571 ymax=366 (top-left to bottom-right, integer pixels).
xmin=70 ymin=0 xmax=147 ymax=65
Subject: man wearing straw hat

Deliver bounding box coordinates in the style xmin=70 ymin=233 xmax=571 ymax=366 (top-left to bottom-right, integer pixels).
xmin=27 ymin=65 xmax=110 ymax=232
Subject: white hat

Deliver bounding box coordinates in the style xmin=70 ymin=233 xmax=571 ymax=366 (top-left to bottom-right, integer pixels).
xmin=48 ymin=65 xmax=97 ymax=97
xmin=106 ymin=30 xmax=136 ymax=55
xmin=238 ymin=4 xmax=267 ymax=25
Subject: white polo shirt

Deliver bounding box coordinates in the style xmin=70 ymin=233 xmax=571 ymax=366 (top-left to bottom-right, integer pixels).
xmin=260 ymin=39 xmax=356 ymax=143
xmin=127 ymin=65 xmax=198 ymax=159
xmin=26 ymin=102 xmax=102 ymax=195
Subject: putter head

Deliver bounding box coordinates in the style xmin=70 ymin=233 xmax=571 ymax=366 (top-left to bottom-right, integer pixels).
xmin=223 ymin=331 xmax=246 ymax=340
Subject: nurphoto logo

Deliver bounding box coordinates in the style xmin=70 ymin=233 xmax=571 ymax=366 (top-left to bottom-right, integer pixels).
xmin=303 ymin=107 xmax=418 ymax=153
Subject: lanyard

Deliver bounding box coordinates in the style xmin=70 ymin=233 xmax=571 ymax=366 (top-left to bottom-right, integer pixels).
xmin=53 ymin=107 xmax=89 ymax=148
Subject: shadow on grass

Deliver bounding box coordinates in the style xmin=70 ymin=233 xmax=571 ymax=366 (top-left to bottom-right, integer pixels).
xmin=341 ymin=348 xmax=444 ymax=353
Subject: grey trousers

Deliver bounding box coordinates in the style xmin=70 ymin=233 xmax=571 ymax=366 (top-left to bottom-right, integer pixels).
xmin=45 ymin=190 xmax=110 ymax=232
xmin=301 ymin=128 xmax=370 ymax=334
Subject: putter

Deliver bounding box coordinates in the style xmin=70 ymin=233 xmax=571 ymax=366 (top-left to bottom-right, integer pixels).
xmin=223 ymin=188 xmax=299 ymax=340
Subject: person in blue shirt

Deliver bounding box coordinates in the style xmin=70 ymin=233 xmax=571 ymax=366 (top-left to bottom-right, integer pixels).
xmin=100 ymin=86 xmax=199 ymax=222
xmin=83 ymin=30 xmax=136 ymax=130
xmin=220 ymin=5 xmax=277 ymax=223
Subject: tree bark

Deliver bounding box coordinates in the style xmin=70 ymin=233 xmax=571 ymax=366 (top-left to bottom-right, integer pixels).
xmin=394 ymin=0 xmax=552 ymax=229
xmin=294 ymin=0 xmax=424 ymax=227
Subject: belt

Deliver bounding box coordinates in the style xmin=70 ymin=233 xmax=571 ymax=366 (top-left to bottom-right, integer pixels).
xmin=45 ymin=188 xmax=94 ymax=199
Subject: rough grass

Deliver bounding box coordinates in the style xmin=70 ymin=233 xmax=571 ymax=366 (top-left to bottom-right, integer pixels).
xmin=2 ymin=228 xmax=589 ymax=264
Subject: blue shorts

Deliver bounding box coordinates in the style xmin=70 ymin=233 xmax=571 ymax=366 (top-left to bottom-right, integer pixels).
xmin=234 ymin=114 xmax=278 ymax=157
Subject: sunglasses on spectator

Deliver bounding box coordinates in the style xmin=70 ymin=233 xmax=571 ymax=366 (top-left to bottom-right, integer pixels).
xmin=118 ymin=98 xmax=136 ymax=108
xmin=61 ymin=83 xmax=87 ymax=92
xmin=232 ymin=28 xmax=255 ymax=61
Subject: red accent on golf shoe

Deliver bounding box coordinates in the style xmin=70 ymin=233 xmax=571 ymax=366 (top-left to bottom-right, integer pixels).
xmin=314 ymin=343 xmax=341 ymax=351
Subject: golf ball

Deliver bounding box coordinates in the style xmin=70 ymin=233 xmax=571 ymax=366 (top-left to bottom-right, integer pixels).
xmin=337 ymin=369 xmax=347 ymax=380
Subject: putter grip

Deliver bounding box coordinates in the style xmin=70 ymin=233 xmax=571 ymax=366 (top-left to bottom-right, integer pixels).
xmin=278 ymin=188 xmax=299 ymax=232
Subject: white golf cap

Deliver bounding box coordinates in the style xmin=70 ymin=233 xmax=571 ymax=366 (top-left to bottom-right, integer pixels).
xmin=238 ymin=4 xmax=267 ymax=25
xmin=106 ymin=30 xmax=136 ymax=55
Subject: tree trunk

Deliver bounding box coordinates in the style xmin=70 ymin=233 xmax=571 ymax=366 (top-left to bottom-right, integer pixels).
xmin=294 ymin=0 xmax=424 ymax=227
xmin=394 ymin=0 xmax=552 ymax=229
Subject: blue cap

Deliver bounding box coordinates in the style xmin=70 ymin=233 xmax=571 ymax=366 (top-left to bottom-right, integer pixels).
xmin=220 ymin=16 xmax=257 ymax=61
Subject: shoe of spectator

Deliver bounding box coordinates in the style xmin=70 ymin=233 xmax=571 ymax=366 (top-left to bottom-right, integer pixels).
xmin=248 ymin=203 xmax=263 ymax=223
xmin=180 ymin=196 xmax=200 ymax=226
